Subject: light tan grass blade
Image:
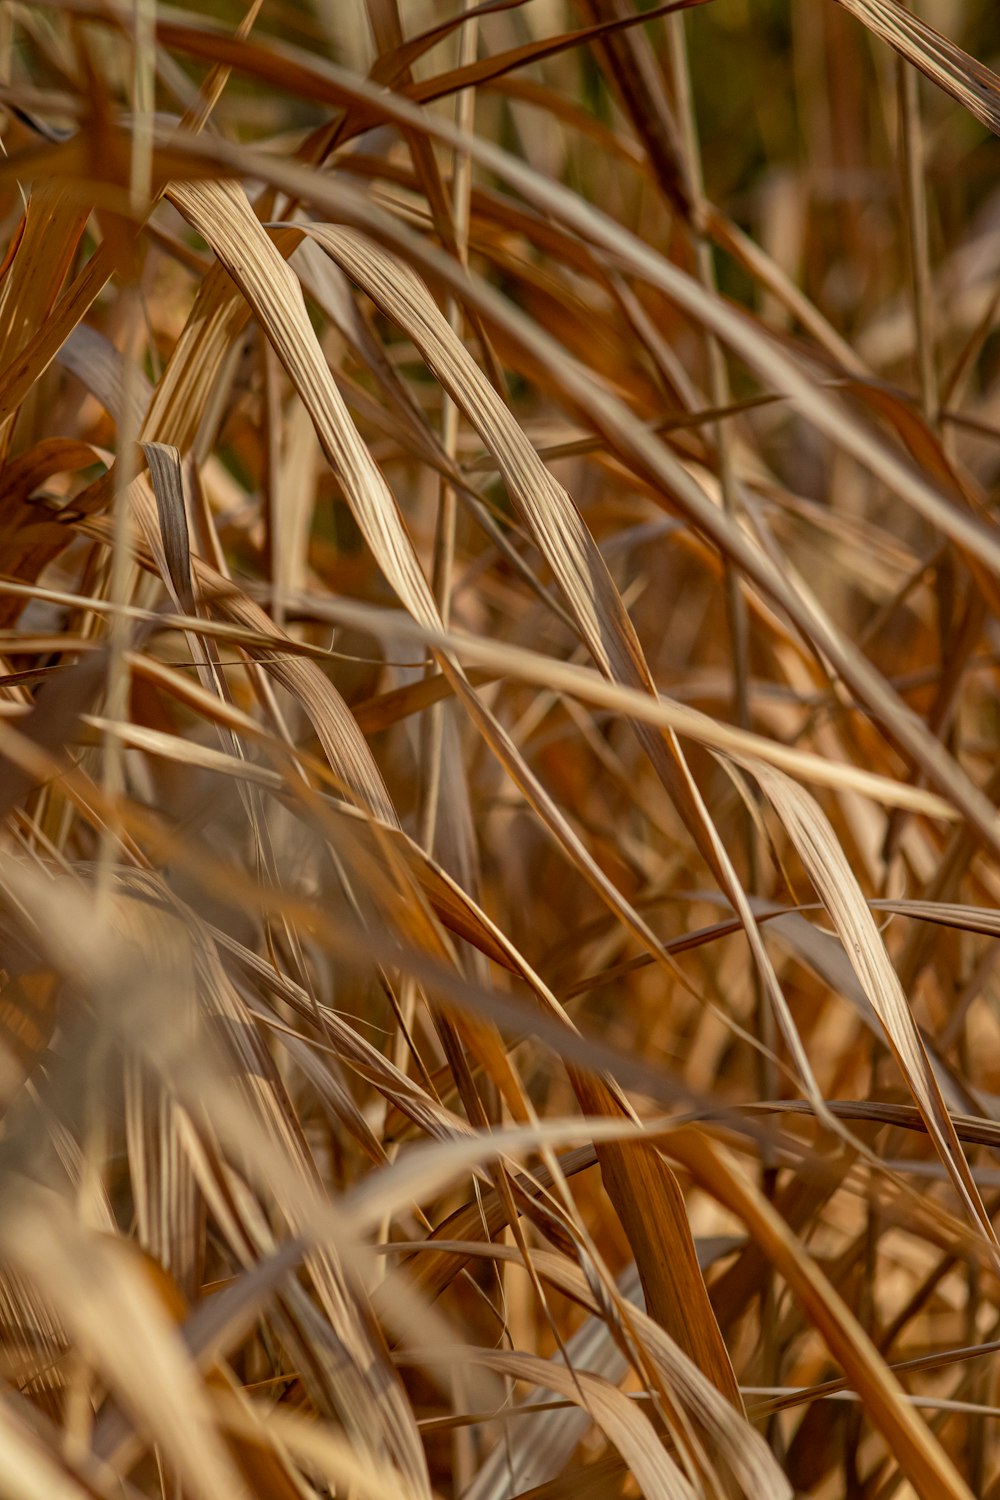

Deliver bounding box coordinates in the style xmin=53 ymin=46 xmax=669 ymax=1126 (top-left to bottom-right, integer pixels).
xmin=745 ymin=759 xmax=998 ymax=1255
xmin=338 ymin=1116 xmax=710 ymax=1235
xmin=832 ymin=0 xmax=1000 ymax=136
xmin=124 ymin=1058 xmax=204 ymax=1304
xmin=0 ymin=1184 xmax=251 ymax=1500
xmin=295 ymin=225 xmax=680 ymax=690
xmin=164 ymin=178 xmax=441 ymax=630
xmin=180 ymin=0 xmax=266 ymax=134
xmin=403 ymin=1346 xmax=699 ymax=1500
xmin=138 ymin=251 xmax=260 ymax=454
xmin=260 ymin=589 xmax=959 ymax=820
xmin=79 ymin=717 xmax=284 ymax=792
xmin=0 ymin=1393 xmax=119 ymax=1500
xmin=120 ymin=899 xmax=203 ymax=1302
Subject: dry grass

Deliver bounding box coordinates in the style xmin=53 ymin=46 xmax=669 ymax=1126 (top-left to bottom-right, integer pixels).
xmin=0 ymin=1 xmax=999 ymax=1495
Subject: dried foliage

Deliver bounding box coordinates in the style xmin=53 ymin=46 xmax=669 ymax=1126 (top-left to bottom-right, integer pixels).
xmin=0 ymin=0 xmax=1000 ymax=1495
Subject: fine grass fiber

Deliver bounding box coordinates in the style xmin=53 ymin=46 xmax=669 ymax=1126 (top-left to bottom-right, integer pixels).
xmin=1 ymin=1 xmax=1000 ymax=1496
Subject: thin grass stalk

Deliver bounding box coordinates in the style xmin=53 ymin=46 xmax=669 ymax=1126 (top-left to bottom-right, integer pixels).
xmin=415 ymin=20 xmax=488 ymax=1491
xmin=418 ymin=1 xmax=478 ymax=861
xmin=96 ymin=292 xmax=139 ymax=913
xmin=892 ymin=65 xmax=987 ymax=1462
xmin=897 ymin=54 xmax=938 ymax=425
xmin=97 ymin=7 xmax=153 ymax=912
xmin=664 ymin=8 xmax=781 ymax=1408
xmin=130 ymin=0 xmax=155 ymax=215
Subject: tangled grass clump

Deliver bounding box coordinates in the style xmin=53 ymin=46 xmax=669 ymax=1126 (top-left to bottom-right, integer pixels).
xmin=0 ymin=2 xmax=1000 ymax=1496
